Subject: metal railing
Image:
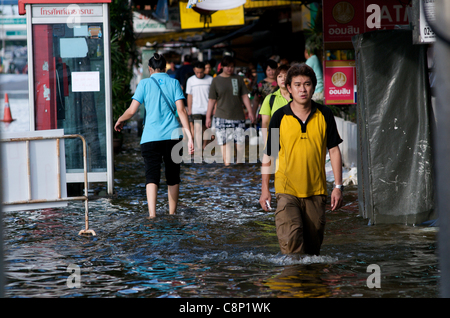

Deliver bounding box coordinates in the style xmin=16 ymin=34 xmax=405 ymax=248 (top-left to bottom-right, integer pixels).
xmin=1 ymin=134 xmax=96 ymax=236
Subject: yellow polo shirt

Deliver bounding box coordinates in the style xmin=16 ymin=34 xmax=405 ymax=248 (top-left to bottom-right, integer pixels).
xmin=265 ymin=101 xmax=342 ymax=198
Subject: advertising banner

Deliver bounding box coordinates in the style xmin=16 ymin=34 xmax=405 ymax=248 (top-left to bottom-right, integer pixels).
xmin=323 ymin=0 xmax=411 ymax=43
xmin=324 ymin=60 xmax=357 ymax=105
xmin=179 ymin=3 xmax=244 ymax=29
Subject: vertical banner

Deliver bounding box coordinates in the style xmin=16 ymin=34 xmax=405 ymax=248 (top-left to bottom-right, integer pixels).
xmin=323 ymin=0 xmax=365 ymax=43
xmin=324 ymin=60 xmax=357 ymax=105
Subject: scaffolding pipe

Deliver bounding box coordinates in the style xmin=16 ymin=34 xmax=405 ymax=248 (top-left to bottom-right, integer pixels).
xmin=1 ymin=134 xmax=96 ymax=236
xmin=433 ymin=0 xmax=450 ymax=298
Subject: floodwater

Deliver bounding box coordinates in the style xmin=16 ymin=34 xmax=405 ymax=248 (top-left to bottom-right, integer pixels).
xmin=3 ymin=128 xmax=439 ymax=298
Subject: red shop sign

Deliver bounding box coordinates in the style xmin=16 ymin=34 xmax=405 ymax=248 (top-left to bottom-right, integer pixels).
xmin=324 ymin=60 xmax=357 ymax=105
xmin=323 ymin=0 xmax=411 ymax=43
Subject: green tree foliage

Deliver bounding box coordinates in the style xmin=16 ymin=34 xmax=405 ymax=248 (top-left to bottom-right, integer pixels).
xmin=110 ymin=0 xmax=139 ymax=122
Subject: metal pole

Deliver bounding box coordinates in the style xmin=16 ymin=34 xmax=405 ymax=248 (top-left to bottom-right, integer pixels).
xmin=0 ymin=131 xmax=4 ymax=298
xmin=433 ymin=0 xmax=450 ymax=298
xmin=103 ymin=2 xmax=114 ymax=196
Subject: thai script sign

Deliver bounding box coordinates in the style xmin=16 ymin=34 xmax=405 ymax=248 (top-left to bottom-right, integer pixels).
xmin=323 ymin=0 xmax=411 ymax=43
xmin=324 ymin=60 xmax=357 ymax=105
xmin=32 ymin=5 xmax=103 ymax=17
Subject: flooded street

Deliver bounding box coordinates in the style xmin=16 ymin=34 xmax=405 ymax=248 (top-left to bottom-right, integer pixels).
xmin=3 ymin=130 xmax=439 ymax=298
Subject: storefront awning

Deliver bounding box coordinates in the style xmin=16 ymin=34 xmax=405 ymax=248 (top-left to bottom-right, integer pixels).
xmin=135 ymin=30 xmax=204 ymax=47
xmin=196 ymin=20 xmax=258 ymax=50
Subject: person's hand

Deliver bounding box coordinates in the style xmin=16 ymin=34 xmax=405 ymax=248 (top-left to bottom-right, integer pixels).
xmin=114 ymin=119 xmax=124 ymax=132
xmin=187 ymin=138 xmax=194 ymax=155
xmin=248 ymin=112 xmax=255 ymax=124
xmin=206 ymin=117 xmax=211 ymax=129
xmin=259 ymin=189 xmax=272 ymax=211
xmin=331 ymin=188 xmax=343 ymax=211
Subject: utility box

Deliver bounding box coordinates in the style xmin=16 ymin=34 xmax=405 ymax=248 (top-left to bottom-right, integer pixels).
xmin=19 ymin=0 xmax=114 ymax=194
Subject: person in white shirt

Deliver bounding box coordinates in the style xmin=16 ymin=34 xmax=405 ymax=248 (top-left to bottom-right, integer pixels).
xmin=186 ymin=61 xmax=213 ymax=153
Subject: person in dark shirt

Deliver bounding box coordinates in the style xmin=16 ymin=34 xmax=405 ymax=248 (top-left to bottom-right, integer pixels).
xmin=175 ymin=54 xmax=195 ymax=94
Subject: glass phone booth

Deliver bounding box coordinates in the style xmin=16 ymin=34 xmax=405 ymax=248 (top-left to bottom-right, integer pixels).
xmin=19 ymin=0 xmax=114 ymax=194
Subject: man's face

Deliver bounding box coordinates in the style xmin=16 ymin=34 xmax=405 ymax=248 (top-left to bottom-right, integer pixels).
xmin=194 ymin=67 xmax=205 ymax=79
xmin=287 ymin=75 xmax=314 ymax=105
xmin=222 ymin=64 xmax=234 ymax=76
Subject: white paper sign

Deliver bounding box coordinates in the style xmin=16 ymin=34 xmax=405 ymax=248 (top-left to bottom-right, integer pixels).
xmin=419 ymin=0 xmax=435 ymax=43
xmin=72 ymin=71 xmax=100 ymax=92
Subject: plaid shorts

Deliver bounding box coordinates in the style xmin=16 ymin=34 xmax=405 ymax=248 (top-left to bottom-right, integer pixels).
xmin=213 ymin=117 xmax=246 ymax=146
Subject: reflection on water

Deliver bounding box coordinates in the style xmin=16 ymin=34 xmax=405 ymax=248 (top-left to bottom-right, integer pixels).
xmin=3 ymin=131 xmax=439 ymax=298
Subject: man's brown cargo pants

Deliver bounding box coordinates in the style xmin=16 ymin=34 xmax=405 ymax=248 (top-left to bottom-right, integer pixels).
xmin=274 ymin=193 xmax=327 ymax=255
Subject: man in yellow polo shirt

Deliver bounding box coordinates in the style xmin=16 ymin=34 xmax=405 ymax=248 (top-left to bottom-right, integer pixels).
xmin=259 ymin=63 xmax=343 ymax=256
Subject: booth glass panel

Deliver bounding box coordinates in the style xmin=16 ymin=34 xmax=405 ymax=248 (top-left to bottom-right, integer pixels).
xmin=32 ymin=22 xmax=106 ymax=173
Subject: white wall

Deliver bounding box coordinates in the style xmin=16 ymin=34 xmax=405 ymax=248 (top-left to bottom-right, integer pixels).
xmin=335 ymin=117 xmax=357 ymax=169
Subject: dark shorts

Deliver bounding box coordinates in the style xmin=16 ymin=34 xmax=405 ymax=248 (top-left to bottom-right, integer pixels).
xmin=274 ymin=193 xmax=326 ymax=255
xmin=140 ymin=139 xmax=182 ymax=187
xmin=191 ymin=114 xmax=206 ymax=125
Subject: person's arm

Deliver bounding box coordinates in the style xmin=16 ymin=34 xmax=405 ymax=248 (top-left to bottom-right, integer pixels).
xmin=252 ymin=94 xmax=260 ymax=118
xmin=187 ymin=94 xmax=193 ymax=115
xmin=205 ymin=98 xmax=216 ymax=128
xmin=329 ymin=145 xmax=343 ymax=211
xmin=176 ymin=99 xmax=194 ymax=154
xmin=259 ymin=154 xmax=273 ymax=211
xmin=261 ymin=115 xmax=270 ymax=142
xmin=114 ymin=99 xmax=140 ymax=132
xmin=242 ymin=94 xmax=255 ymax=124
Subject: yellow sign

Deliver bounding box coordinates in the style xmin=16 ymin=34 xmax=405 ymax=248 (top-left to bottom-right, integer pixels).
xmin=244 ymin=1 xmax=292 ymax=8
xmin=179 ymin=3 xmax=245 ymax=29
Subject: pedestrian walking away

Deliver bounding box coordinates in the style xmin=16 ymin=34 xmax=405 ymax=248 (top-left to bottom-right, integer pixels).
xmin=186 ymin=61 xmax=213 ymax=154
xmin=259 ymin=63 xmax=343 ymax=256
xmin=115 ymin=53 xmax=194 ymax=218
xmin=205 ymin=55 xmax=255 ymax=166
xmin=175 ymin=54 xmax=195 ymax=94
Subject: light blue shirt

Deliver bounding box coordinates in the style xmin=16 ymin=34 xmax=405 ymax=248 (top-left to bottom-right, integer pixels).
xmin=305 ymin=55 xmax=324 ymax=93
xmin=132 ymin=73 xmax=185 ymax=143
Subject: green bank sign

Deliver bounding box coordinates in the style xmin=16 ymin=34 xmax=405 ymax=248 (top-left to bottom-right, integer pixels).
xmin=0 ymin=17 xmax=26 ymax=24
